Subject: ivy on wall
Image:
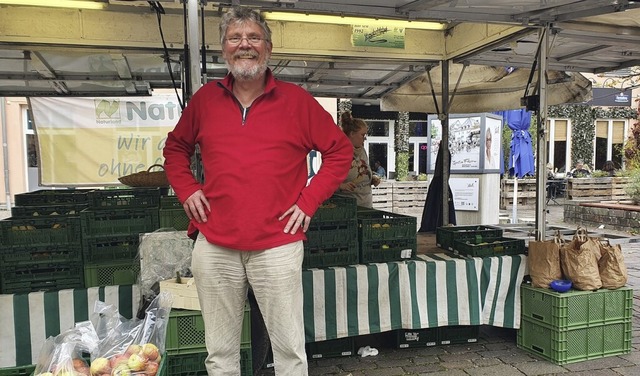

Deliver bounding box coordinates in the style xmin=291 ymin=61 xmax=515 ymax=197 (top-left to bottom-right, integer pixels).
xmin=548 ymin=104 xmax=638 ymax=167
xmin=395 ymin=111 xmax=410 ymax=180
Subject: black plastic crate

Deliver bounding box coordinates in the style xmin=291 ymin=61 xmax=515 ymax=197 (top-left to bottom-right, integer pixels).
xmin=11 ymin=203 xmax=88 ymax=218
xmin=438 ymin=325 xmax=480 ymax=345
xmin=359 ymin=238 xmax=417 ymax=264
xmin=80 ymin=208 xmax=159 ymax=237
xmin=436 ymin=225 xmax=503 ymax=251
xmin=1 ymin=243 xmax=82 ymax=266
xmin=395 ymin=328 xmax=438 ymax=348
xmin=305 ymin=337 xmax=354 ymax=359
xmin=453 ymin=237 xmax=526 ymax=257
xmin=82 ymin=234 xmax=141 ymax=262
xmin=312 ymin=195 xmax=357 ymax=222
xmin=0 ymin=216 xmax=82 ymax=246
xmin=88 ymin=188 xmax=161 ymax=209
xmin=14 ymin=189 xmax=92 ymax=206
xmin=357 ymin=209 xmax=417 ymax=241
xmin=160 ymin=195 xmax=183 ymax=209
xmin=303 ymin=241 xmax=359 ymax=269
xmin=304 ymin=219 xmax=357 ymax=249
xmin=0 ymin=263 xmax=84 ymax=294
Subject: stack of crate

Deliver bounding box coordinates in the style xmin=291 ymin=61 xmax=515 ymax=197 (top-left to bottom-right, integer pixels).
xmin=356 ymin=208 xmax=417 ymax=263
xmin=0 ymin=189 xmax=89 ymax=293
xmin=160 ymin=277 xmax=252 ymax=375
xmin=158 ymin=195 xmax=189 ymax=231
xmin=80 ymin=188 xmax=161 ymax=288
xmin=303 ymin=195 xmax=358 ymax=268
xmin=518 ymin=284 xmax=633 ymax=364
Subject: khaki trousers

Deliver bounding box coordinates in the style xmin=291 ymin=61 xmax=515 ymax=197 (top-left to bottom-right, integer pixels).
xmin=191 ymin=234 xmax=308 ymax=375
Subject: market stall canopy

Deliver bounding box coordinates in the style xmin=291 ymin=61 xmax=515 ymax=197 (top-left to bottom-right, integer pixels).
xmin=379 ymin=64 xmax=593 ymax=113
xmin=0 ymin=1 xmax=638 ymax=99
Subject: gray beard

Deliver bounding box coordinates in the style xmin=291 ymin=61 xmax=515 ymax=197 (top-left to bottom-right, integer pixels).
xmin=226 ymin=60 xmax=268 ymax=81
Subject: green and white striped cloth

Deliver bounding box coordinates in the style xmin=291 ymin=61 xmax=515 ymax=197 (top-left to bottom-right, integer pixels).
xmin=303 ymin=253 xmax=527 ymax=342
xmin=0 ymin=284 xmax=140 ymax=368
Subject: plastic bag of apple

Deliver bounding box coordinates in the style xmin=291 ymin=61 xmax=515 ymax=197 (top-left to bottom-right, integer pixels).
xmin=33 ymin=291 xmax=173 ymax=376
xmin=90 ymin=291 xmax=172 ymax=376
xmin=32 ymin=321 xmax=99 ymax=376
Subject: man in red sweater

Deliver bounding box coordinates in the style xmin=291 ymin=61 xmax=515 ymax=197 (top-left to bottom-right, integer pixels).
xmin=162 ymin=6 xmax=352 ymax=375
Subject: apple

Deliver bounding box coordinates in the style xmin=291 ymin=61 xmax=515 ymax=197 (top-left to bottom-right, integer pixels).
xmin=109 ymin=354 xmax=130 ymax=369
xmin=127 ymin=353 xmax=147 ymax=372
xmin=111 ymin=364 xmax=132 ymax=376
xmin=145 ymin=361 xmax=159 ymax=376
xmin=124 ymin=344 xmax=142 ymax=356
xmin=89 ymin=357 xmax=111 ymax=376
xmin=73 ymin=358 xmax=89 ymax=370
xmin=141 ymin=343 xmax=159 ymax=361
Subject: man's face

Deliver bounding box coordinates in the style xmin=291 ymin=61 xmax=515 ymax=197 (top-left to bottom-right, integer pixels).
xmin=222 ymin=20 xmax=272 ymax=81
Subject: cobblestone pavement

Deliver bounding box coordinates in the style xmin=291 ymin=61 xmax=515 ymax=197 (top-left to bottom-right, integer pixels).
xmin=258 ymin=200 xmax=640 ymax=376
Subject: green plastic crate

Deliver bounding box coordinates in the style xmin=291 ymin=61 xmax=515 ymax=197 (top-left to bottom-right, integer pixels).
xmin=303 ymin=241 xmax=358 ymax=269
xmin=14 ymin=189 xmax=92 ymax=206
xmin=80 ymin=208 xmax=159 ymax=237
xmin=82 ymin=234 xmax=140 ymax=262
xmin=160 ymin=345 xmax=252 ymax=376
xmin=436 ymin=225 xmax=503 ymax=251
xmin=394 ymin=328 xmax=438 ymax=348
xmin=305 ymin=337 xmax=354 ymax=359
xmin=83 ymin=260 xmax=140 ymax=288
xmin=438 ymin=325 xmax=480 ymax=345
xmin=159 ymin=208 xmax=190 ymax=231
xmin=357 ymin=209 xmax=417 ymax=241
xmin=0 ymin=216 xmax=82 ymax=246
xmin=0 ymin=364 xmax=35 ymax=376
xmin=312 ymin=195 xmax=357 ymax=222
xmin=359 ymin=238 xmax=416 ymax=264
xmin=166 ymin=304 xmax=251 ymax=352
xmin=452 ymin=237 xmax=526 ymax=257
xmin=304 ymin=219 xmax=357 ymax=249
xmin=521 ymin=284 xmax=633 ymax=329
xmin=88 ymin=188 xmax=161 ymax=209
xmin=11 ymin=203 xmax=87 ymax=218
xmin=1 ymin=243 xmax=82 ymax=265
xmin=517 ymin=316 xmax=631 ymax=365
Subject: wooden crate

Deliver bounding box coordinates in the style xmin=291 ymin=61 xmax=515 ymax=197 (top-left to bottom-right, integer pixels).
xmin=567 ymin=177 xmax=630 ymax=201
xmin=500 ymin=179 xmax=537 ymax=208
xmin=160 ymin=277 xmax=200 ymax=310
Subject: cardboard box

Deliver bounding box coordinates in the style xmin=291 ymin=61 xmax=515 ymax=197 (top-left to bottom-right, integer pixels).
xmin=160 ymin=277 xmax=201 ymax=310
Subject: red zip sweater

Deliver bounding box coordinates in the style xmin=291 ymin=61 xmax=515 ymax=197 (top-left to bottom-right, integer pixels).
xmin=163 ymin=70 xmax=352 ymax=250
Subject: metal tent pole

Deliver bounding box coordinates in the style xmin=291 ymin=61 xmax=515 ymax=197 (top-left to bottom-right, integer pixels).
xmin=535 ymin=25 xmax=550 ymax=241
xmin=187 ymin=0 xmax=202 ymax=95
xmin=1 ymin=98 xmax=10 ymax=211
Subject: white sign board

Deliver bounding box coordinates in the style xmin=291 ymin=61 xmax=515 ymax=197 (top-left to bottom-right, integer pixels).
xmin=450 ymin=177 xmax=479 ymax=211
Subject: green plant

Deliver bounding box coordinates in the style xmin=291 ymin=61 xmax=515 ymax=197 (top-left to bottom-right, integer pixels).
xmin=590 ymin=170 xmax=608 ymax=178
xmin=396 ymin=151 xmax=410 ymax=180
xmin=625 ymin=169 xmax=640 ymax=203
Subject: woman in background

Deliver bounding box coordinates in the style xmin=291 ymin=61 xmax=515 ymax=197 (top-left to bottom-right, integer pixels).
xmin=338 ymin=112 xmax=381 ymax=207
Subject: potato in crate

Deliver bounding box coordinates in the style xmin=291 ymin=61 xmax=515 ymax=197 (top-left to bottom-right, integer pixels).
xmin=0 ymin=216 xmax=82 ymax=247
xmin=436 ymin=225 xmax=503 ymax=251
xmin=87 ymin=187 xmax=161 ymax=209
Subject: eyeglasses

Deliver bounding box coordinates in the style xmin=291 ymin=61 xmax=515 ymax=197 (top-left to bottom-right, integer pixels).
xmin=225 ymin=36 xmax=266 ymax=46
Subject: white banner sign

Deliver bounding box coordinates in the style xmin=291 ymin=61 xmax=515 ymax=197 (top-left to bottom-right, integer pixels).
xmin=30 ymin=96 xmax=181 ymax=186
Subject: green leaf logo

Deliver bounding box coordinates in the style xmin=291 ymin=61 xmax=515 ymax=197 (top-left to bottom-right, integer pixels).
xmin=95 ymin=99 xmax=120 ymax=119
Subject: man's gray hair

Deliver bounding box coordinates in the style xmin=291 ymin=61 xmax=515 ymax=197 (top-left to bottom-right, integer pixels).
xmin=219 ymin=7 xmax=272 ymax=45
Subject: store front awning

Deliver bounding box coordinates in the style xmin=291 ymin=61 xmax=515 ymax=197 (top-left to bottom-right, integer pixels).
xmin=380 ymin=64 xmax=593 ymax=114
